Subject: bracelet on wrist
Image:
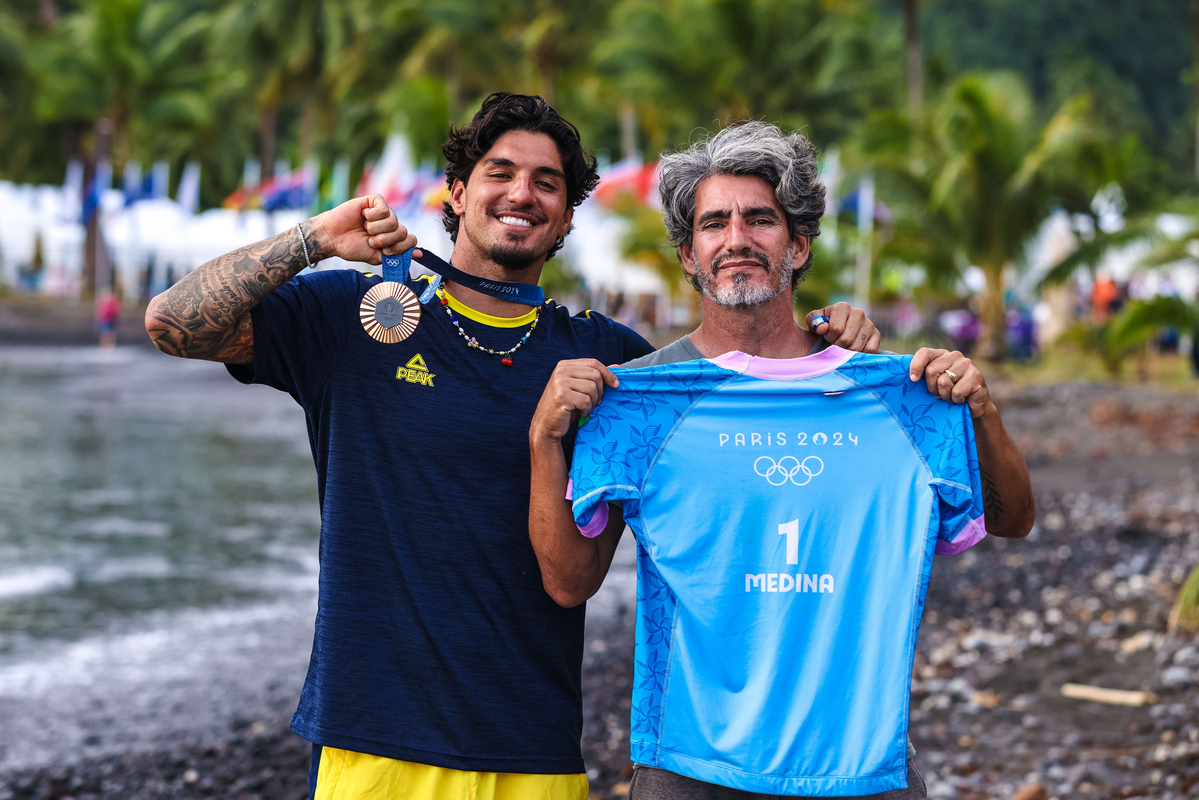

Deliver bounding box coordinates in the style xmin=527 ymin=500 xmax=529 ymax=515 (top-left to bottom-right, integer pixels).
xmin=296 ymin=223 xmax=313 ymax=269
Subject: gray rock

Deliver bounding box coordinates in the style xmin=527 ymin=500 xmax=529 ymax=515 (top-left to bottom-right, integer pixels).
xmin=1162 ymin=666 xmax=1194 ymax=688
xmin=1173 ymin=646 xmax=1198 ymax=666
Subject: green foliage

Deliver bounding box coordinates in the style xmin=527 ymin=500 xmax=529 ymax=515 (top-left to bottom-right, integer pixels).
xmin=1109 ymin=295 xmax=1199 ymax=343
xmin=1171 ymin=562 xmax=1199 ymax=634
xmin=538 ymin=251 xmax=584 ymax=300
xmin=920 ymin=0 xmax=1190 ymax=160
xmin=1037 ymin=219 xmax=1160 ymax=291
xmin=613 ymin=194 xmax=675 ymax=282
xmin=594 ymin=0 xmax=900 ymax=153
xmin=1059 ymin=296 xmax=1197 ymax=378
xmin=793 ymin=235 xmax=850 ymax=313
xmin=379 ymin=76 xmax=451 ymax=168
xmin=1039 ymin=198 xmax=1199 ymax=294
xmin=0 ymin=0 xmax=1193 ymax=227
xmin=860 ymin=71 xmax=1118 ymax=359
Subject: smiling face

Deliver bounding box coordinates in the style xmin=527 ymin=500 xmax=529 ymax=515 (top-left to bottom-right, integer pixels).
xmin=449 ymin=129 xmax=575 ymax=275
xmin=680 ymin=174 xmax=809 ymax=309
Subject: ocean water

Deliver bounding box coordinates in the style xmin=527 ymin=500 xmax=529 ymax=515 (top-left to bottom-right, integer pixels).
xmin=0 ymin=346 xmax=322 ymax=649
xmin=0 ymin=346 xmax=322 ymax=770
xmin=0 ymin=344 xmax=636 ymax=772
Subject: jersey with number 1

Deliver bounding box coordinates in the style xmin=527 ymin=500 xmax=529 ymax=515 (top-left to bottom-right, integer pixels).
xmin=569 ymin=347 xmax=987 ymax=796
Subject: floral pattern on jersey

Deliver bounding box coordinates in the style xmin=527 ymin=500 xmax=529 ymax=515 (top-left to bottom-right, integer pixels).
xmin=629 ymin=423 xmax=666 ymax=461
xmin=592 ymin=440 xmax=630 ymax=477
xmin=569 ymin=360 xmax=739 ymax=758
xmin=579 ymin=403 xmax=622 ymax=437
xmin=839 ymin=356 xmax=922 ymax=396
xmin=631 ymin=538 xmax=676 ymax=748
xmin=898 ymin=402 xmax=937 ymax=446
xmin=667 ymin=372 xmax=718 ymax=405
xmin=835 ymin=353 xmax=985 ymax=541
xmin=617 ymin=389 xmax=668 ymax=420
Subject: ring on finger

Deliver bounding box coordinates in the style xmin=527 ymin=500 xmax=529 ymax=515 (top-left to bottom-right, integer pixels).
xmin=945 ymin=369 xmax=960 ymax=384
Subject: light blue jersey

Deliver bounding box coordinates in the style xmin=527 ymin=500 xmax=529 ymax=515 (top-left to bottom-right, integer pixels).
xmin=569 ymin=347 xmax=986 ymax=796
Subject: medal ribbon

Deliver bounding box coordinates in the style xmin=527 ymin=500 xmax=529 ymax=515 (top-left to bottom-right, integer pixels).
xmin=381 ymin=248 xmax=545 ymax=307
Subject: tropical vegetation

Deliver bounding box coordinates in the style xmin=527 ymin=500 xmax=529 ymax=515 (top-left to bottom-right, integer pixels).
xmin=3 ymin=0 xmax=1199 ymax=361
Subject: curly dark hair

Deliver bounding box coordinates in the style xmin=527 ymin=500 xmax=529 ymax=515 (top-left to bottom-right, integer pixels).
xmin=441 ymin=93 xmax=600 ymax=261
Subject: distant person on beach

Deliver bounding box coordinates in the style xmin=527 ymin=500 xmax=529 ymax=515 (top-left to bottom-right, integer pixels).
xmin=95 ymin=289 xmax=120 ymax=348
xmin=145 ymin=94 xmax=878 ymax=800
xmin=528 ymin=122 xmax=1036 ymax=799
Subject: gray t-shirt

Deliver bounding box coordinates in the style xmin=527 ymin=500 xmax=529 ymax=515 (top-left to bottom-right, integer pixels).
xmin=622 ymin=334 xmax=832 ymax=368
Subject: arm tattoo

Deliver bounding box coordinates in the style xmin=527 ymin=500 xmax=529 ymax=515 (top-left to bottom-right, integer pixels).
xmin=980 ymin=467 xmax=1006 ymax=529
xmin=214 ymin=315 xmax=255 ymax=364
xmin=147 ymin=221 xmax=328 ymax=360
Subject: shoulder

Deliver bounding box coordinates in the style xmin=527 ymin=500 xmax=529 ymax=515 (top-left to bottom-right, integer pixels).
xmin=545 ymin=304 xmax=654 ymax=361
xmin=621 ymin=336 xmax=701 ymax=368
xmin=835 ymin=351 xmax=913 ymax=384
xmin=273 ymin=267 xmax=370 ymax=305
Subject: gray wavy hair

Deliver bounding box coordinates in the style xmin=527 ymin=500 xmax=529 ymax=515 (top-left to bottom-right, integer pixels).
xmin=658 ymin=121 xmax=826 ymax=287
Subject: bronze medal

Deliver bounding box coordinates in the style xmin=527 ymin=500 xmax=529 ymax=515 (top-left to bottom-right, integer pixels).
xmin=360 ymin=281 xmax=421 ymax=343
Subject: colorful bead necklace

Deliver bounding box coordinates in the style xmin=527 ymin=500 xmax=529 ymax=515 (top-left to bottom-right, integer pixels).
xmin=437 ymin=286 xmax=540 ymax=367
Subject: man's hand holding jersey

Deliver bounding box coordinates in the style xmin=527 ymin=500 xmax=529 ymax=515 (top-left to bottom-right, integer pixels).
xmin=907 ymin=347 xmax=1036 ymax=539
xmin=908 ymin=347 xmax=996 ymax=420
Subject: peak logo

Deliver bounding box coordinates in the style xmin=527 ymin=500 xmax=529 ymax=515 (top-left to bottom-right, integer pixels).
xmin=396 ymin=354 xmax=435 ymax=387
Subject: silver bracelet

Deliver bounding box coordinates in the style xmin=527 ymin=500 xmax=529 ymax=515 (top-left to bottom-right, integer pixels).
xmin=296 ymin=223 xmax=313 ymax=269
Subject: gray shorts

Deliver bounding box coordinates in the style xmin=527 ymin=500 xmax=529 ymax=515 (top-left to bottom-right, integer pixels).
xmin=628 ymin=759 xmax=926 ymax=800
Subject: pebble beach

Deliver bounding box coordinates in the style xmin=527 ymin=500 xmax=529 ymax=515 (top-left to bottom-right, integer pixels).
xmin=1 ymin=338 xmax=1197 ymax=799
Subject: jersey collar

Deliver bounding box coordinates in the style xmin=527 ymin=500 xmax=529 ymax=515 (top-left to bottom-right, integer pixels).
xmin=707 ymin=346 xmax=854 ymax=381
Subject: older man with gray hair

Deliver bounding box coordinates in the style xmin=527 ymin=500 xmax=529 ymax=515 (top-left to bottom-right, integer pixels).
xmin=528 ymin=121 xmax=1034 ymax=799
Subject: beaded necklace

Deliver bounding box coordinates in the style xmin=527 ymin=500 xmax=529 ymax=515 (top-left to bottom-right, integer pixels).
xmin=437 ymin=286 xmax=541 ymax=367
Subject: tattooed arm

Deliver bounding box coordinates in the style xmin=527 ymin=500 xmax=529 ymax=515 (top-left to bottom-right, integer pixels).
xmin=145 ymin=195 xmax=412 ymax=363
xmin=907 ymin=348 xmax=1035 ymax=538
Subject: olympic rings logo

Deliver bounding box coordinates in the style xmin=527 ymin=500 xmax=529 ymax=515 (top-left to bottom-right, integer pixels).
xmin=753 ymin=455 xmax=825 ymax=487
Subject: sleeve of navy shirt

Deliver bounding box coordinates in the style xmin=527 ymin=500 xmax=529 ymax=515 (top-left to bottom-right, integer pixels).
xmin=225 ymin=271 xmax=360 ymax=407
xmin=574 ymin=309 xmax=654 ymax=365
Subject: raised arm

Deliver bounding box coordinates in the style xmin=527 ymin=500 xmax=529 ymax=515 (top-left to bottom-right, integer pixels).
xmin=145 ymin=195 xmax=411 ymax=363
xmin=909 ymin=348 xmax=1036 ymax=539
xmin=529 ymin=359 xmax=627 ymax=608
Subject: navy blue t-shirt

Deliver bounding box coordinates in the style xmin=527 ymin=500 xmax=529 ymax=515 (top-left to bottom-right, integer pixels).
xmin=228 ymin=269 xmax=652 ymax=773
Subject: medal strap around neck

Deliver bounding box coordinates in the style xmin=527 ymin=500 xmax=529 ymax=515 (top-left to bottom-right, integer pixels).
xmin=381 ymin=249 xmax=545 ymax=307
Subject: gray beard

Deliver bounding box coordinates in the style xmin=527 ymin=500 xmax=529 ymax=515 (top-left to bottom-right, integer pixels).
xmin=697 ymin=249 xmax=794 ymax=309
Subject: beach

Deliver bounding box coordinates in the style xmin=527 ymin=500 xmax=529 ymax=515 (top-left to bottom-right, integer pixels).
xmin=0 ymin=342 xmax=1196 ymax=799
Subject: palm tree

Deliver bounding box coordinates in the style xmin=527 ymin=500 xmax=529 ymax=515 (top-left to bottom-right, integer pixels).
xmin=901 ymin=0 xmax=923 ymax=110
xmin=211 ymin=0 xmax=367 ymax=176
xmin=29 ymin=0 xmax=213 ymax=167
xmin=862 ymin=72 xmax=1113 ymax=360
xmin=26 ymin=0 xmax=216 ymax=292
xmin=593 ymin=0 xmax=897 ymax=154
xmin=0 ymin=3 xmax=33 ymax=176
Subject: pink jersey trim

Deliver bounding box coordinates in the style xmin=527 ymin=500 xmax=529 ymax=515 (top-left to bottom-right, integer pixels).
xmin=708 ymin=346 xmax=854 ymax=381
xmin=567 ymin=478 xmax=611 ymax=538
xmin=936 ymin=514 xmax=988 ymax=555
xmin=577 ymin=501 xmax=610 ymax=539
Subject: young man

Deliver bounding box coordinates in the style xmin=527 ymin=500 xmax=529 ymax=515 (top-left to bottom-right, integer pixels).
xmin=146 ymin=96 xmax=877 ymax=800
xmin=528 ymin=122 xmax=1036 ymax=799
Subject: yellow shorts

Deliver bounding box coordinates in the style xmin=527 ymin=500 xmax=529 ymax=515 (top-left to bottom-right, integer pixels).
xmin=313 ymin=746 xmax=589 ymax=800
